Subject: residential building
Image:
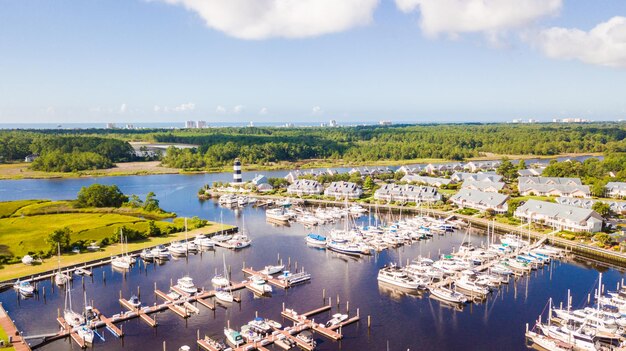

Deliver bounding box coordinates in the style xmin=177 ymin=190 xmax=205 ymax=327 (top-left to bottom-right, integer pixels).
xmin=374 ymin=184 xmax=441 ymax=203
xmin=449 ymin=189 xmax=509 ymax=213
xmin=450 ymin=172 xmax=503 ymax=183
xmin=461 ymin=180 xmax=505 ymax=193
xmin=518 ymin=177 xmax=590 ymax=198
xmin=556 ymin=197 xmax=626 ymax=214
xmin=518 ymin=168 xmax=545 ymax=177
xmin=348 ymin=167 xmax=393 ymax=177
xmin=197 ymin=120 xmax=207 ymax=128
xmin=251 ymin=174 xmax=269 ymax=185
xmin=514 ymin=199 xmax=603 ymax=232
xmin=324 ymin=181 xmax=363 ymax=199
xmin=605 ymin=182 xmax=626 ymax=198
xmin=424 ymin=163 xmax=464 ymax=174
xmin=256 ymin=183 xmax=274 ymax=193
xmin=286 ymin=179 xmax=323 ymax=196
xmin=463 ymin=161 xmax=501 ymax=173
xmin=401 ymin=175 xmax=451 ymax=188
xmin=185 ymin=120 xmax=196 ymax=129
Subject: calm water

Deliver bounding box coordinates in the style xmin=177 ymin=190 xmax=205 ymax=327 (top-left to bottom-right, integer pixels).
xmin=0 ymin=165 xmax=621 ymax=351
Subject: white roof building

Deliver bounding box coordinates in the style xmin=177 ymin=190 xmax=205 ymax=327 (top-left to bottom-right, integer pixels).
xmin=450 ymin=172 xmax=503 ymax=183
xmin=514 ymin=199 xmax=603 ymax=232
xmin=324 ymin=181 xmax=363 ymax=199
xmin=401 ymin=175 xmax=451 ymax=188
xmin=286 ymin=179 xmax=323 ymax=196
xmin=605 ymin=182 xmax=626 ymax=199
xmin=449 ymin=189 xmax=509 ymax=213
xmin=374 ymin=184 xmax=441 ymax=203
xmin=518 ymin=177 xmax=590 ymax=198
xmin=461 ymin=180 xmax=505 ymax=193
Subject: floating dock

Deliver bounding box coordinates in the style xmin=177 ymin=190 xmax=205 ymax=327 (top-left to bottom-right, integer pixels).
xmin=242 ymin=267 xmax=290 ymax=289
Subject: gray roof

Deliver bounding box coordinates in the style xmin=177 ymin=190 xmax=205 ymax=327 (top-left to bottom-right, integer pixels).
xmin=518 ymin=168 xmax=544 ymax=177
xmin=461 ymin=180 xmax=505 ymax=192
xmin=324 ymin=181 xmax=362 ymax=194
xmin=518 ymin=183 xmax=590 ymax=195
xmin=374 ymin=184 xmax=441 ymax=201
xmin=452 ymin=172 xmax=503 ymax=183
xmin=401 ymin=175 xmax=451 ymax=186
xmin=287 ymin=179 xmax=323 ymax=193
xmin=515 ymin=199 xmax=603 ymax=222
xmin=518 ymin=176 xmax=582 ymax=186
xmin=251 ymin=174 xmax=268 ymax=185
xmin=556 ymin=197 xmax=626 ymax=212
xmin=450 ymin=189 xmax=509 ymax=208
xmin=606 ymin=182 xmax=626 ymax=191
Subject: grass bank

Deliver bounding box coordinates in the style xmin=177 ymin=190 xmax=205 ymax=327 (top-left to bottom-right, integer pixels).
xmin=0 ymin=222 xmax=234 ymax=282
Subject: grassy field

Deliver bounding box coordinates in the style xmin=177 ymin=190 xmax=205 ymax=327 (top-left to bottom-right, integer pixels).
xmin=0 ymin=199 xmax=45 ymax=218
xmin=0 ymin=222 xmax=234 ymax=282
xmin=11 ymin=200 xmax=174 ymax=220
xmin=0 ymin=325 xmax=15 ymax=351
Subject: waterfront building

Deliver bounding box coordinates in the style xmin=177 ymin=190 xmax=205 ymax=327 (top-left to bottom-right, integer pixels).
xmin=185 ymin=120 xmax=196 ymax=129
xmin=424 ymin=163 xmax=464 ymax=174
xmin=348 ymin=167 xmax=393 ymax=177
xmin=449 ymin=189 xmax=509 ymax=213
xmin=463 ymin=161 xmax=501 ymax=173
xmin=514 ymin=199 xmax=603 ymax=232
xmin=256 ymin=183 xmax=274 ymax=193
xmin=556 ymin=197 xmax=626 ymax=214
xmin=450 ymin=172 xmax=503 ymax=183
xmin=374 ymin=184 xmax=441 ymax=203
xmin=251 ymin=174 xmax=269 ymax=185
xmin=518 ymin=167 xmax=544 ymax=177
xmin=461 ymin=180 xmax=505 ymax=193
xmin=605 ymin=182 xmax=626 ymax=198
xmin=233 ymin=158 xmax=242 ymax=184
xmin=518 ymin=177 xmax=590 ymax=198
xmin=324 ymin=181 xmax=363 ymax=199
xmin=401 ymin=175 xmax=451 ymax=188
xmin=197 ymin=120 xmax=207 ymax=128
xmin=106 ymin=122 xmax=116 ymax=129
xmin=329 ymin=119 xmax=337 ymax=127
xmin=286 ymin=179 xmax=323 ymax=196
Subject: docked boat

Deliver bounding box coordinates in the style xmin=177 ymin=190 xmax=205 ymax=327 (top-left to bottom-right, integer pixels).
xmin=266 ymin=208 xmax=291 ymax=222
xmin=455 ymin=276 xmax=490 ymax=296
xmin=219 ymin=194 xmax=238 ymax=206
xmin=325 ymin=313 xmax=348 ymax=328
xmin=327 ymin=240 xmax=362 ymax=256
xmin=224 ymin=327 xmax=244 ymax=347
xmin=429 ymin=287 xmax=468 ymax=304
xmin=274 ymin=334 xmax=297 ymax=350
xmin=249 ymin=276 xmax=273 ymax=294
xmin=215 ymin=289 xmax=234 ymax=303
xmin=54 ymin=244 xmax=71 ymax=286
xmin=111 ymin=255 xmax=131 ymax=270
xmin=194 ymin=235 xmax=215 ymax=249
xmin=248 ymin=317 xmax=272 ymax=334
xmin=305 ymin=233 xmax=327 ymax=247
xmin=295 ymin=330 xmax=316 ymax=347
xmin=140 ymin=248 xmax=155 ymax=261
xmin=175 ymin=276 xmax=198 ymax=295
xmin=212 ymin=254 xmax=231 ymax=287
xmin=260 ymin=264 xmax=284 ymax=275
xmin=128 ymin=294 xmax=141 ymax=308
xmin=377 ymin=264 xmax=422 ymax=289
xmin=277 ymin=271 xmax=311 ymax=285
xmin=169 ymin=242 xmax=188 ymax=256
xmin=63 ymin=286 xmax=86 ymax=327
xmin=75 ymin=325 xmax=94 ymax=344
xmin=13 ymin=280 xmax=35 ymax=296
xmin=151 ymin=245 xmax=170 ymax=259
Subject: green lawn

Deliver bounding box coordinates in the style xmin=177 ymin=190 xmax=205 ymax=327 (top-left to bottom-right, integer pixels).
xmin=0 ymin=324 xmax=15 ymax=351
xmin=0 ymin=199 xmax=45 ymax=218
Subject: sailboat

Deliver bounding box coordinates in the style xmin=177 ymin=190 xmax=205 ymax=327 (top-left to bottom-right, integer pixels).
xmin=54 ymin=243 xmax=71 ymax=286
xmin=111 ymin=229 xmax=131 ymax=270
xmin=212 ymin=254 xmax=231 ymax=287
xmin=76 ymin=290 xmax=95 ymax=344
xmin=63 ymin=284 xmax=85 ymax=327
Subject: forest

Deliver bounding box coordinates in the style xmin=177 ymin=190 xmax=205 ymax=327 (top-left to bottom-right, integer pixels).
xmin=2 ymin=123 xmax=626 ymax=171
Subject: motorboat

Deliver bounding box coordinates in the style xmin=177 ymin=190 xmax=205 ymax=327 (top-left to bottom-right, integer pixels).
xmin=305 ymin=233 xmax=327 ymax=247
xmin=249 ymin=276 xmax=273 ymax=294
xmin=219 ymin=194 xmax=238 ymax=206
xmin=211 ymin=234 xmax=233 ymax=242
xmin=224 ymin=327 xmax=244 ymax=347
xmin=194 ymin=235 xmax=215 ymax=249
xmin=140 ymin=248 xmax=155 ymax=261
xmin=128 ymin=294 xmax=141 ymax=308
xmin=75 ymin=325 xmax=94 ymax=344
xmin=325 ymin=313 xmax=348 ymax=328
xmin=260 ymin=264 xmax=284 ymax=275
xmin=151 ymin=245 xmax=170 ymax=259
xmin=13 ymin=280 xmax=35 ymax=296
xmin=248 ymin=317 xmax=272 ymax=334
xmin=327 ymin=240 xmax=362 ymax=256
xmin=455 ymin=276 xmax=490 ymax=296
xmin=169 ymin=242 xmax=188 ymax=256
xmin=184 ymin=240 xmax=199 ymax=252
xmin=377 ymin=264 xmax=422 ymax=289
xmin=175 ymin=276 xmax=198 ymax=295
xmin=277 ymin=271 xmax=311 ymax=285
xmin=429 ymin=287 xmax=468 ymax=304
xmin=274 ymin=334 xmax=297 ymax=350
xmin=295 ymin=330 xmax=316 ymax=347
xmin=266 ymin=208 xmax=291 ymax=222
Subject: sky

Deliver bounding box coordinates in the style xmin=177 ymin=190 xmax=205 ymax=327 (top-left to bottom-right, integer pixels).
xmin=0 ymin=0 xmax=625 ymax=124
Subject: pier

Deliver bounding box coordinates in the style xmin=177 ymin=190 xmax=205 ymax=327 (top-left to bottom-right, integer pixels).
xmin=0 ymin=303 xmax=31 ymax=351
xmin=242 ymin=267 xmax=290 ymax=289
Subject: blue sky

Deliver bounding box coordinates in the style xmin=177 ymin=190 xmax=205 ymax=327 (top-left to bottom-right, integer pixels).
xmin=0 ymin=0 xmax=625 ymax=124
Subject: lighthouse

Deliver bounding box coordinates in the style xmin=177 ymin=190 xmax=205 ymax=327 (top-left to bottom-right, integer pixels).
xmin=233 ymin=158 xmax=242 ymax=183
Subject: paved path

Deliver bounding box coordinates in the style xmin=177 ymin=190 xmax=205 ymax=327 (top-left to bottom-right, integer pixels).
xmin=0 ymin=303 xmax=31 ymax=351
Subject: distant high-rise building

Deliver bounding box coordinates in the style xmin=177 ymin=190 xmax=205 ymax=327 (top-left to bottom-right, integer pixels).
xmin=233 ymin=158 xmax=242 ymax=183
xmin=197 ymin=120 xmax=207 ymax=128
xmin=329 ymin=120 xmax=337 ymax=127
xmin=106 ymin=123 xmax=116 ymax=129
xmin=185 ymin=121 xmax=196 ymax=129
xmin=125 ymin=124 xmax=135 ymax=129
xmin=379 ymin=120 xmax=392 ymax=126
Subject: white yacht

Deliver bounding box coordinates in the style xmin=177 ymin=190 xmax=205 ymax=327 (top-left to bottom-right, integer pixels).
xmin=194 ymin=235 xmax=215 ymax=249
xmin=63 ymin=286 xmax=86 ymax=327
xmin=140 ymin=248 xmax=155 ymax=261
xmin=111 ymin=255 xmax=131 ymax=270
xmin=455 ymin=276 xmax=490 ymax=297
xmin=325 ymin=313 xmax=348 ymax=328
xmin=215 ymin=289 xmax=234 ymax=303
xmin=377 ymin=264 xmax=422 ymax=289
xmin=151 ymin=245 xmax=170 ymax=259
xmin=266 ymin=208 xmax=291 ymax=222
xmin=250 ymin=276 xmax=273 ymax=294
xmin=429 ymin=287 xmax=468 ymax=304
xmin=13 ymin=280 xmax=35 ymax=296
xmin=261 ymin=264 xmax=284 ymax=275
xmin=75 ymin=325 xmax=94 ymax=345
xmin=175 ymin=276 xmax=198 ymax=295
xmin=212 ymin=254 xmax=231 ymax=287
xmin=168 ymin=242 xmax=188 ymax=256
xmin=224 ymin=327 xmax=244 ymax=346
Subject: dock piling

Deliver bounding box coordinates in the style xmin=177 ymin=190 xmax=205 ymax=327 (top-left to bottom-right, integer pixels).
xmin=368 ymin=315 xmax=371 ymax=328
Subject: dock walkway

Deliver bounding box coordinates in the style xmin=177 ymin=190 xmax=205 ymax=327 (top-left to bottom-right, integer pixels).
xmin=0 ymin=303 xmax=31 ymax=351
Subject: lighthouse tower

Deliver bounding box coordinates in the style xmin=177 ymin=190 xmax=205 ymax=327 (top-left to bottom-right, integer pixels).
xmin=233 ymin=158 xmax=242 ymax=183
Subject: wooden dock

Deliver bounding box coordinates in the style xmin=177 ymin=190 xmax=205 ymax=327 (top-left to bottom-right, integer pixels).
xmin=242 ymin=267 xmax=290 ymax=289
xmin=119 ymin=298 xmax=158 ymax=327
xmin=92 ymin=308 xmax=124 ymax=337
xmin=281 ymin=305 xmax=359 ymax=341
xmin=0 ymin=303 xmax=32 ymax=351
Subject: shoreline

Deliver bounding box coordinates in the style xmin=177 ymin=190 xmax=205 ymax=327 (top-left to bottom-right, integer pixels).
xmin=0 ymin=152 xmax=603 ymax=181
xmin=209 ymin=191 xmax=626 ymax=267
xmin=0 ymin=223 xmax=237 ymax=283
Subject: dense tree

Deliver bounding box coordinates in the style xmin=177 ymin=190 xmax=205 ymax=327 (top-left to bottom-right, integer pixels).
xmin=75 ymin=184 xmax=128 ymax=208
xmin=47 ymin=227 xmax=72 ymax=253
xmin=496 ymin=157 xmax=517 ymax=181
xmin=143 ymin=192 xmax=160 ymax=212
xmin=364 ymin=176 xmax=375 ymax=189
xmin=31 ymin=151 xmax=113 ymax=172
xmin=592 ymin=202 xmax=612 ymax=217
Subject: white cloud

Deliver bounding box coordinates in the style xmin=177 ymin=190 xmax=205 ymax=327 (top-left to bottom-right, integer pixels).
xmin=153 ymin=105 xmax=161 ymax=113
xmin=120 ymin=103 xmax=127 ymax=113
xmin=173 ymin=102 xmax=196 ymax=112
xmin=216 ymin=105 xmax=227 ymax=113
xmin=45 ymin=106 xmax=55 ymax=115
xmin=233 ymin=105 xmax=245 ymax=114
xmin=395 ymin=0 xmax=561 ymax=38
xmin=311 ymin=106 xmax=322 ymax=115
xmin=259 ymin=107 xmax=269 ymax=115
xmin=534 ymin=17 xmax=626 ymax=68
xmin=155 ymin=0 xmax=379 ymax=40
